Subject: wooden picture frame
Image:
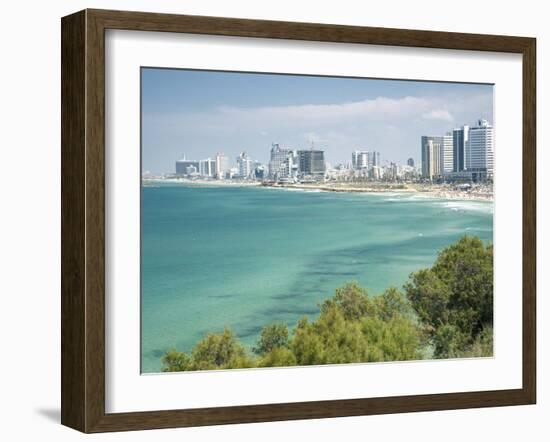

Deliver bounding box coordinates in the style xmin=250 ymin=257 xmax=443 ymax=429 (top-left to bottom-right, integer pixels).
xmin=61 ymin=8 xmax=536 ymax=433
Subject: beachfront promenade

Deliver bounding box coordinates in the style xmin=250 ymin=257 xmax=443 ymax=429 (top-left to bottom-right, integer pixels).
xmin=145 ymin=177 xmax=494 ymax=202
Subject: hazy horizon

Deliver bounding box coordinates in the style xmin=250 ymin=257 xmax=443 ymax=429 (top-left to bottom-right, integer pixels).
xmin=141 ymin=68 xmax=494 ymax=174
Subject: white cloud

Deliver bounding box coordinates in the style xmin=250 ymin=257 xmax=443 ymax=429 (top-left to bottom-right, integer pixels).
xmin=144 ymin=95 xmax=447 ymax=139
xmin=217 ymin=96 xmax=432 ymax=126
xmin=145 ymin=95 xmax=473 ymax=135
xmin=421 ymin=109 xmax=454 ymax=122
xmin=142 ymin=90 xmax=493 ymax=170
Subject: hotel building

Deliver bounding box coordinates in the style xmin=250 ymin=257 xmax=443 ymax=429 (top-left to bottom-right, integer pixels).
xmin=467 ymin=119 xmax=494 ymax=181
xmin=237 ymin=151 xmax=253 ymax=178
xmin=442 ymin=133 xmax=454 ymax=174
xmin=421 ymin=136 xmax=443 ymax=180
xmin=199 ymin=158 xmax=216 ymax=177
xmin=269 ymin=143 xmax=292 ymax=178
xmin=215 ymin=152 xmax=229 ymax=178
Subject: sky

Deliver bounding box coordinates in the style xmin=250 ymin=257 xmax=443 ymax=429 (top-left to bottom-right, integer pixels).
xmin=141 ymin=68 xmax=493 ymax=174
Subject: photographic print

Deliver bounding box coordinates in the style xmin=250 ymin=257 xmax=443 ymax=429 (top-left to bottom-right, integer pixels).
xmin=140 ymin=68 xmax=494 ymax=374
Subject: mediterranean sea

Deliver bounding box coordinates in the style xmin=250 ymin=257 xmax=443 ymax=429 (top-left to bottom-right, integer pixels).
xmin=141 ymin=183 xmax=493 ymax=373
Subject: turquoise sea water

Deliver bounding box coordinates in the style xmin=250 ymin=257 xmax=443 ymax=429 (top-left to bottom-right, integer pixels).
xmin=141 ymin=184 xmax=493 ymax=373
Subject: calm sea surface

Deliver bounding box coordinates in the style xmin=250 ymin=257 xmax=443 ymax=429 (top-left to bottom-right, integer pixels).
xmin=141 ymin=184 xmax=493 ymax=373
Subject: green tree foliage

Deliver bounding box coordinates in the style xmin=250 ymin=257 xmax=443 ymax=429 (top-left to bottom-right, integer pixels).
xmin=467 ymin=325 xmax=493 ymax=358
xmin=253 ymin=323 xmax=290 ymax=355
xmin=258 ymin=347 xmax=296 ymax=367
xmin=405 ymin=235 xmax=493 ymax=358
xmin=161 ymin=328 xmax=255 ymax=372
xmin=190 ymin=328 xmax=255 ymax=370
xmin=294 ymin=285 xmax=422 ymax=365
xmin=161 ymin=236 xmax=493 ymax=372
xmin=320 ymin=282 xmax=370 ymax=320
xmin=291 ymin=307 xmax=374 ymax=365
xmin=162 ymin=286 xmax=422 ymax=371
xmin=370 ymin=286 xmax=417 ymax=321
xmin=361 ymin=315 xmax=424 ymax=362
xmin=161 ymin=348 xmax=191 ymax=372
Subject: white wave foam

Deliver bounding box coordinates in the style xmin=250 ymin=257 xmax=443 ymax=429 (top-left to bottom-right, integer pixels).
xmin=276 ymin=187 xmax=326 ymax=193
xmin=439 ymin=200 xmax=494 ymax=214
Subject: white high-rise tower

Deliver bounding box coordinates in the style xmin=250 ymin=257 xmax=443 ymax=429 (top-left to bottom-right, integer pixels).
xmin=467 ymin=119 xmax=494 ymax=180
xmin=442 ymin=133 xmax=454 ymax=175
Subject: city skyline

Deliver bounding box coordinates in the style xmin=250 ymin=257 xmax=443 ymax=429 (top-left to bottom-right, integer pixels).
xmin=142 ymin=68 xmax=494 ymax=174
xmin=421 ymin=119 xmax=494 ymax=182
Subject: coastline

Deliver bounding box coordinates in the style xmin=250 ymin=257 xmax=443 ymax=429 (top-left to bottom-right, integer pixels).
xmin=144 ymin=177 xmax=262 ymax=188
xmin=143 ymin=178 xmax=493 ymax=202
xmin=265 ymin=183 xmax=493 ymax=202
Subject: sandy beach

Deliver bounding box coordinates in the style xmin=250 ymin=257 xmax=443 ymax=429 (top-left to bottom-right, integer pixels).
xmin=144 ymin=177 xmax=263 ymax=188
xmin=261 ymin=182 xmax=493 ymax=202
xmin=143 ymin=178 xmax=493 ymax=202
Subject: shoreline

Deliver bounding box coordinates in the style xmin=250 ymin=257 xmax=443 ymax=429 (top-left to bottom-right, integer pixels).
xmin=143 ymin=177 xmax=263 ymax=188
xmin=266 ymin=184 xmax=493 ymax=202
xmin=143 ymin=178 xmax=493 ymax=202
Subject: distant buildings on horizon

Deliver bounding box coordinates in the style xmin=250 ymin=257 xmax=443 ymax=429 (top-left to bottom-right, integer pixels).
xmin=268 ymin=143 xmax=326 ymax=182
xmin=173 ymin=144 xmax=418 ymax=183
xmin=170 ymin=120 xmax=494 ymax=184
xmin=175 ymin=143 xmax=331 ymax=182
xmin=421 ymin=119 xmax=494 ymax=183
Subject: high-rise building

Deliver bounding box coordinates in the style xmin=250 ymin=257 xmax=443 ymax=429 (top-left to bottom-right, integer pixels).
xmin=453 ymin=125 xmax=470 ymax=172
xmin=407 ymin=158 xmax=415 ymax=167
xmin=442 ymin=133 xmax=454 ymax=174
xmin=269 ymin=143 xmax=292 ymax=178
xmin=352 ymin=151 xmax=369 ymax=170
xmin=467 ymin=119 xmax=494 ymax=180
xmin=421 ymin=136 xmax=443 ymax=180
xmin=236 ymin=151 xmax=253 ymax=178
xmin=298 ymin=149 xmax=325 ymax=178
xmin=352 ymin=150 xmax=380 ymax=170
xmin=282 ymin=152 xmax=298 ymax=178
xmin=199 ymin=158 xmax=216 ymax=177
xmin=175 ymin=156 xmax=200 ymax=175
xmin=215 ymin=152 xmax=229 ymax=178
xmin=369 ymin=151 xmax=381 ymax=168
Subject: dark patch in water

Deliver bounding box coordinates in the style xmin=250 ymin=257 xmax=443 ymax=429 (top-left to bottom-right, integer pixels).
xmin=208 ymin=293 xmax=237 ymax=299
xmin=261 ymin=305 xmax=319 ymax=318
xmin=236 ymin=324 xmax=264 ymax=339
xmin=149 ymin=348 xmax=167 ymax=358
xmin=272 ymin=292 xmax=304 ymax=300
xmin=303 ymin=270 xmax=357 ymax=277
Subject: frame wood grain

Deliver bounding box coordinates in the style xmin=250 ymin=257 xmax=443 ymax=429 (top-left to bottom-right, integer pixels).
xmin=61 ymin=8 xmax=536 ymax=433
